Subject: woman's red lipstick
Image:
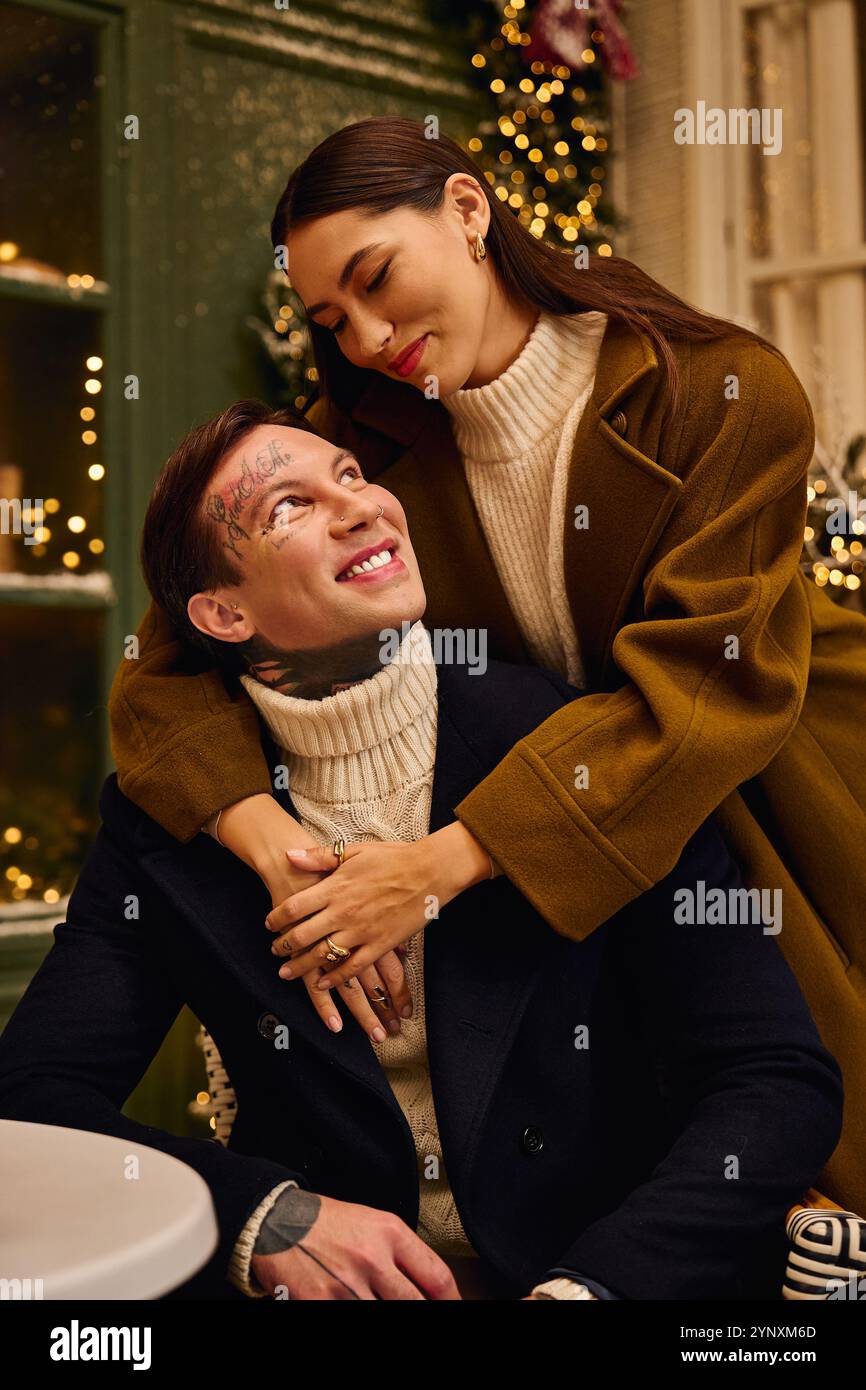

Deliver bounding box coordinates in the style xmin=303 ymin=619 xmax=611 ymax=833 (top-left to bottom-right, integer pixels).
xmin=389 ymin=334 xmax=429 ymax=378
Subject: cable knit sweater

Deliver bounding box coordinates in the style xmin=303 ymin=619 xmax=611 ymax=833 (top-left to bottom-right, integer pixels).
xmin=241 ymin=623 xmax=473 ymax=1261
xmin=441 ymin=308 xmax=608 ymax=688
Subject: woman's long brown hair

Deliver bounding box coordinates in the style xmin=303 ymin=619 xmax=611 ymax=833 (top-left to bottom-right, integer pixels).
xmin=271 ymin=117 xmax=774 ymax=434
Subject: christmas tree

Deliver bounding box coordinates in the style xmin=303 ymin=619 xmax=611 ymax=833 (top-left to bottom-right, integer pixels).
xmin=430 ymin=0 xmax=635 ymax=249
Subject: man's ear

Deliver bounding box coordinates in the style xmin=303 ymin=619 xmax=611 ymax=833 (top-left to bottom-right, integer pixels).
xmin=187 ymin=592 xmax=254 ymax=644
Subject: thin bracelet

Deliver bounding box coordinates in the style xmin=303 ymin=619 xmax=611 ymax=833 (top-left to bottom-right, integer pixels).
xmin=213 ymin=808 xmax=225 ymax=847
xmin=487 ymin=852 xmax=498 ymax=880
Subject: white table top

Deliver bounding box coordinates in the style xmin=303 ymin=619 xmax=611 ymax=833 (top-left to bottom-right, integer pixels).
xmin=0 ymin=1120 xmax=218 ymax=1299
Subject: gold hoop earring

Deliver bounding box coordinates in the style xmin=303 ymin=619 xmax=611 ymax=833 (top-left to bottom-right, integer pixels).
xmin=474 ymin=232 xmax=487 ymax=262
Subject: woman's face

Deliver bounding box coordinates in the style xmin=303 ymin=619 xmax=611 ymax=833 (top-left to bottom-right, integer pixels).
xmin=287 ymin=175 xmax=495 ymax=397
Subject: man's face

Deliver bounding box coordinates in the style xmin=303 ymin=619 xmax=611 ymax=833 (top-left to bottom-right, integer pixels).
xmin=198 ymin=425 xmax=426 ymax=657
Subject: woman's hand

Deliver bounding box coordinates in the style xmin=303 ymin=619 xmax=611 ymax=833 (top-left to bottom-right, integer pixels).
xmin=258 ymin=844 xmax=413 ymax=1038
xmin=265 ymin=821 xmax=496 ymax=989
xmin=209 ymin=794 xmax=412 ymax=1038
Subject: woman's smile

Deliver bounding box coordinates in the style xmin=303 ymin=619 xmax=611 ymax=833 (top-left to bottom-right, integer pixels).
xmin=388 ymin=333 xmax=430 ymax=378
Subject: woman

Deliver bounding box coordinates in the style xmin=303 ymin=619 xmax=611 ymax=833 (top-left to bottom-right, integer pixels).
xmin=109 ymin=117 xmax=866 ymax=1213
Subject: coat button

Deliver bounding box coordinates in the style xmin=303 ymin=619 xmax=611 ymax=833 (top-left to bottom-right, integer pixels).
xmin=521 ymin=1125 xmax=544 ymax=1155
xmin=301 ymin=1144 xmax=325 ymax=1175
xmin=610 ymin=409 xmax=628 ymax=436
xmin=257 ymin=1011 xmax=282 ymax=1041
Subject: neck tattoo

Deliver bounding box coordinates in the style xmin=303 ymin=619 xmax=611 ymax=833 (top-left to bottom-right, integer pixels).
xmin=242 ymin=630 xmax=388 ymax=698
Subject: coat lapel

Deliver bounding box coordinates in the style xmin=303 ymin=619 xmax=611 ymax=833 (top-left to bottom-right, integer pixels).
xmin=349 ymin=314 xmax=684 ymax=690
xmin=134 ymin=690 xmax=554 ymax=1168
xmin=562 ymin=317 xmax=684 ymax=688
xmin=133 ymin=661 xmax=566 ymax=1201
xmin=422 ymin=670 xmax=558 ymax=1168
xmin=136 ymin=809 xmax=402 ymax=1112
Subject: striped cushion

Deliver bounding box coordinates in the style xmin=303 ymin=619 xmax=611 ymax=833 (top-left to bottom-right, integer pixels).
xmin=784 ymin=1204 xmax=866 ymax=1300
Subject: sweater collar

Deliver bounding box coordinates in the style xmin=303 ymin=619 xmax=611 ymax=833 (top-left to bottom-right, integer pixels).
xmin=344 ymin=311 xmax=657 ymax=449
xmin=440 ymin=310 xmax=608 ymax=462
xmin=239 ymin=620 xmax=438 ymax=803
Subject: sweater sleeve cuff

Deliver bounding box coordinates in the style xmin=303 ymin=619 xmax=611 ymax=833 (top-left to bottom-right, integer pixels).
xmin=542 ymin=1268 xmax=621 ymax=1300
xmin=531 ymin=1276 xmax=599 ymax=1300
xmin=227 ymin=1179 xmax=298 ymax=1298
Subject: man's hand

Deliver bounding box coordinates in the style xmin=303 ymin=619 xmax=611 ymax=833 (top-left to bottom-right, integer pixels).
xmin=250 ymin=1189 xmax=462 ymax=1300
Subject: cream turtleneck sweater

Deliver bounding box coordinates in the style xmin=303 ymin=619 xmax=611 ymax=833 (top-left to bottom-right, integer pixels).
xmin=442 ymin=308 xmax=608 ymax=688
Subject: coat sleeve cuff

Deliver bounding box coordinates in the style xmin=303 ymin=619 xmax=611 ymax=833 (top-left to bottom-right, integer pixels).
xmin=120 ymin=703 xmax=273 ymax=843
xmin=454 ymin=742 xmax=652 ymax=942
xmin=227 ymin=1179 xmax=298 ymax=1298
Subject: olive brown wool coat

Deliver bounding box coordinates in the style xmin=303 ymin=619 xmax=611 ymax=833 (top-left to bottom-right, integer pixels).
xmin=109 ymin=316 xmax=866 ymax=1215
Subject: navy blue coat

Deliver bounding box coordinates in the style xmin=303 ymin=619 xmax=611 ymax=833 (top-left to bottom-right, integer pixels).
xmin=0 ymin=658 xmax=843 ymax=1299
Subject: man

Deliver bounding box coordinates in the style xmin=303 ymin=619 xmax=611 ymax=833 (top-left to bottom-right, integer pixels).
xmin=0 ymin=402 xmax=843 ymax=1301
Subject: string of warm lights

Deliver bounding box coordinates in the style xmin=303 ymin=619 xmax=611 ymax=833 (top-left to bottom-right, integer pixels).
xmin=0 ymin=240 xmax=108 ymax=905
xmin=19 ymin=353 xmax=104 ymax=569
xmin=2 ymin=823 xmax=61 ymax=906
xmin=804 ymin=477 xmax=865 ymax=594
xmin=29 ymin=351 xmax=106 ymax=570
xmin=249 ymin=272 xmax=318 ymax=411
xmin=0 ymin=241 xmax=106 ymax=573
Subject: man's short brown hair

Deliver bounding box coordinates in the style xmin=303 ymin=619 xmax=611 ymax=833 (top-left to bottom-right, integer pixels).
xmin=141 ymin=399 xmax=320 ymax=664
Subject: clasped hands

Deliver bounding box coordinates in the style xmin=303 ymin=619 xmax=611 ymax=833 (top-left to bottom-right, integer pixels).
xmin=265 ymin=821 xmax=494 ymax=998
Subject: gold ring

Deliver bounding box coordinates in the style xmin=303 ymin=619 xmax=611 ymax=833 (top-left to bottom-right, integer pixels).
xmin=324 ymin=936 xmax=351 ymax=963
xmin=333 ymin=837 xmax=346 ymax=867
xmin=369 ymin=987 xmax=388 ymax=1006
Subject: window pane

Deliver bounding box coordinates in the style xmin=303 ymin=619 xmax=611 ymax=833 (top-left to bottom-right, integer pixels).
xmin=0 ymin=298 xmax=106 ymax=576
xmin=0 ymin=604 xmax=103 ymax=906
xmin=0 ymin=3 xmax=102 ymax=279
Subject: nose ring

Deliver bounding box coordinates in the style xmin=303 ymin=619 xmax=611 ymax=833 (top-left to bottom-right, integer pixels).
xmin=338 ymin=505 xmax=384 ymax=521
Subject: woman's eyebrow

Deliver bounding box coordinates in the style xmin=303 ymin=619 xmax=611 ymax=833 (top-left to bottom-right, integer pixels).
xmin=305 ymin=244 xmax=385 ymax=318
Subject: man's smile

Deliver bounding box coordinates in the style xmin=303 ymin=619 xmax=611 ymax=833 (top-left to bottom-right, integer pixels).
xmin=335 ymin=539 xmax=407 ymax=583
